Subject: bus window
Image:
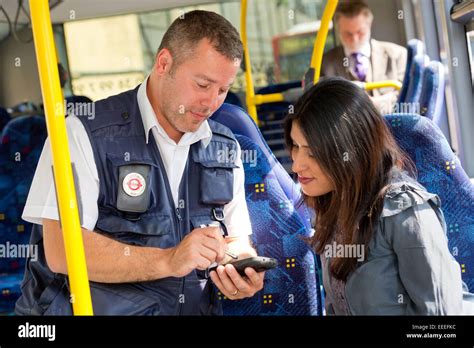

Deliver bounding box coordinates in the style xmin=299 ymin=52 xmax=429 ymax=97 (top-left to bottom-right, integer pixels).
xmin=272 ymin=21 xmax=335 ymax=83
xmin=467 ymin=29 xmax=474 ymax=85
xmin=64 ymin=15 xmax=146 ymax=101
xmin=61 ymin=0 xmax=331 ymax=101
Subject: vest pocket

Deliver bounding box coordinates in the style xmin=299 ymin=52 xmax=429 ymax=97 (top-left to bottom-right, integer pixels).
xmin=105 ymin=153 xmax=159 ymax=213
xmin=195 ymin=160 xmax=237 ymax=205
xmin=40 ymin=276 xmax=73 ymax=315
xmin=88 ymin=282 xmax=161 ymax=315
xmin=95 ymin=214 xmax=174 ymax=248
xmin=96 ymin=214 xmax=172 ymax=236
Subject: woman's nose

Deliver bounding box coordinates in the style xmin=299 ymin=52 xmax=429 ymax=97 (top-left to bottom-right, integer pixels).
xmin=291 ymin=151 xmax=306 ymax=174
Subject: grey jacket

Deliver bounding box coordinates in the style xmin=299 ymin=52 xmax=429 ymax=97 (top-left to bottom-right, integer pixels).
xmin=321 ymin=172 xmax=466 ymax=315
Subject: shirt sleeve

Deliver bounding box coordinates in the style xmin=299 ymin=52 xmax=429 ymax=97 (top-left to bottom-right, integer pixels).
xmin=223 ymin=141 xmax=252 ymax=238
xmin=385 ymin=201 xmax=464 ymax=314
xmin=21 ymin=114 xmax=100 ymax=231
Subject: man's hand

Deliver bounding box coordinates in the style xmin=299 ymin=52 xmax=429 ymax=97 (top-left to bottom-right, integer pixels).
xmin=166 ymin=227 xmax=227 ymax=278
xmin=209 ymin=264 xmax=265 ymax=300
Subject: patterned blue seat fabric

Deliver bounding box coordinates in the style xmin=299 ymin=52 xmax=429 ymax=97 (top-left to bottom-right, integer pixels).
xmin=0 ymin=107 xmax=11 ymax=133
xmin=223 ymin=91 xmax=243 ymax=108
xmin=221 ymin=135 xmax=321 ymax=315
xmin=398 ymin=39 xmax=425 ymax=104
xmin=256 ymin=81 xmax=303 ymax=172
xmin=403 ymin=53 xmax=430 ymax=105
xmin=418 ymin=61 xmax=445 ymax=125
xmin=211 ymin=103 xmax=313 ymax=229
xmin=0 ymin=115 xmax=47 ymax=314
xmin=386 ymin=114 xmax=474 ymax=291
xmin=0 ymin=274 xmax=22 ymax=315
xmin=211 ymin=104 xmax=321 ymax=315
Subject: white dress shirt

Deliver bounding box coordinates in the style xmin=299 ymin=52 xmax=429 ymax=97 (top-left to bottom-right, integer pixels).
xmin=22 ymin=76 xmax=252 ymax=238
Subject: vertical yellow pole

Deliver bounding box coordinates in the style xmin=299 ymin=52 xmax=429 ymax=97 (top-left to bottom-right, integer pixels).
xmin=311 ymin=0 xmax=338 ymax=84
xmin=29 ymin=0 xmax=93 ymax=315
xmin=240 ymin=0 xmax=259 ymax=125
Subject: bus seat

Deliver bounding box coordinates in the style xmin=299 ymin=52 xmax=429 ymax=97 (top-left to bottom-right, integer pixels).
xmin=223 ymin=91 xmax=243 ymax=108
xmin=418 ymin=61 xmax=445 ymax=125
xmin=386 ymin=113 xmax=474 ymax=291
xmin=255 ymin=81 xmax=303 ymax=171
xmin=398 ymin=39 xmax=425 ymax=104
xmin=0 ymin=274 xmax=22 ymax=314
xmin=0 ymin=116 xmax=47 ymax=275
xmin=219 ymin=133 xmax=321 ymax=315
xmin=211 ymin=103 xmax=313 ymax=229
xmin=403 ymin=54 xmax=430 ymax=105
xmin=0 ymin=149 xmax=18 ymax=275
xmin=0 ymin=107 xmax=11 ymax=133
xmin=10 ymin=102 xmax=40 ymax=116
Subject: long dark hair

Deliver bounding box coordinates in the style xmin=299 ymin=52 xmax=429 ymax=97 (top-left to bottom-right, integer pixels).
xmin=284 ymin=77 xmax=413 ymax=281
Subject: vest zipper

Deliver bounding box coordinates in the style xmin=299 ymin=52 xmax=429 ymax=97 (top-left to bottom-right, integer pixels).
xmin=149 ymin=139 xmax=187 ymax=315
xmin=176 ymin=207 xmax=185 ymax=316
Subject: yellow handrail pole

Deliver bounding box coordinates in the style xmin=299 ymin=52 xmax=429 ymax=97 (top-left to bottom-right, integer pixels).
xmin=310 ymin=0 xmax=338 ymax=84
xmin=254 ymin=93 xmax=284 ymax=105
xmin=240 ymin=0 xmax=259 ymax=125
xmin=30 ymin=0 xmax=93 ymax=315
xmin=364 ymin=80 xmax=402 ymax=91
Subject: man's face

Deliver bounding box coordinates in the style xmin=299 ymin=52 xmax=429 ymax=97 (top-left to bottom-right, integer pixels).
xmin=156 ymin=39 xmax=240 ymax=136
xmin=338 ymin=14 xmax=372 ymax=52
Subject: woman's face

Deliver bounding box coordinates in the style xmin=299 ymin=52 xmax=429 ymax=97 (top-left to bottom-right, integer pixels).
xmin=290 ymin=122 xmax=335 ymax=197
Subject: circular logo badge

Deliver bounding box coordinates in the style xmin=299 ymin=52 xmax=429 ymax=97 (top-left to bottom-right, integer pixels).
xmin=123 ymin=173 xmax=146 ymax=197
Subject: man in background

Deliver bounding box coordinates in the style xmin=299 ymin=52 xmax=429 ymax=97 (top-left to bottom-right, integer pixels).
xmin=321 ymin=0 xmax=407 ymax=114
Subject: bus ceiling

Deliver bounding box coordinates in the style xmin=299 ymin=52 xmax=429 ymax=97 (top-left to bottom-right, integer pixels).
xmin=1 ymin=0 xmax=235 ymax=24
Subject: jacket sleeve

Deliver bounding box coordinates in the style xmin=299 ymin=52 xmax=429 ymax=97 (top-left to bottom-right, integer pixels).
xmin=383 ymin=200 xmax=464 ymax=314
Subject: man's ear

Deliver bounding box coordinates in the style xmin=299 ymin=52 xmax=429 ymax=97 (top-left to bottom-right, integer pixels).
xmin=155 ymin=48 xmax=173 ymax=75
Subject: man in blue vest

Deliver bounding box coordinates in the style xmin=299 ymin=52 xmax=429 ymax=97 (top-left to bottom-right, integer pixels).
xmin=16 ymin=10 xmax=264 ymax=315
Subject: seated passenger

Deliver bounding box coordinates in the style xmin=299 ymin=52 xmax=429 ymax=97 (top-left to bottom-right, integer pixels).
xmin=284 ymin=77 xmax=467 ymax=315
xmin=321 ymin=0 xmax=407 ymax=114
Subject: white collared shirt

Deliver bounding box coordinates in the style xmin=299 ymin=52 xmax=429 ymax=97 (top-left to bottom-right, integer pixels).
xmin=343 ymin=41 xmax=371 ymax=79
xmin=22 ymin=77 xmax=252 ymax=237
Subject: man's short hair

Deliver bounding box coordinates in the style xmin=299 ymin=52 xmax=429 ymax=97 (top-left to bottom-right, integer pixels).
xmin=334 ymin=1 xmax=374 ymax=22
xmin=158 ymin=10 xmax=243 ymax=70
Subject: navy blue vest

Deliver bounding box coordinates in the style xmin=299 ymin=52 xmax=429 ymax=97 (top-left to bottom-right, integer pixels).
xmin=15 ymin=87 xmax=238 ymax=315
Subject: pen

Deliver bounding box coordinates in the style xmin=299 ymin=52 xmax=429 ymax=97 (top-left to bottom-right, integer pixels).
xmin=200 ymin=224 xmax=238 ymax=260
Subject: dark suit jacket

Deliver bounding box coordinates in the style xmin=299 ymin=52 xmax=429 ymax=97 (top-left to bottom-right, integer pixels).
xmin=321 ymin=39 xmax=407 ymax=112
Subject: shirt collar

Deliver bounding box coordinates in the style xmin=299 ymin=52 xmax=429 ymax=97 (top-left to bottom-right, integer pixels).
xmin=137 ymin=75 xmax=212 ymax=147
xmin=343 ymin=40 xmax=371 ymax=58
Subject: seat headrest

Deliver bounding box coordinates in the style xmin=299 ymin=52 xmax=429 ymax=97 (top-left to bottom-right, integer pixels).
xmin=211 ymin=103 xmax=313 ymax=229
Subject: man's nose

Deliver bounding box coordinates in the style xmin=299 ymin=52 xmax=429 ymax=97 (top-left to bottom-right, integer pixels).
xmin=354 ymin=34 xmax=361 ymax=44
xmin=201 ymin=88 xmax=219 ymax=112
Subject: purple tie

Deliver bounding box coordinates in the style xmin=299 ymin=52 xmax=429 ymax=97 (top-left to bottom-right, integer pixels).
xmin=351 ymin=52 xmax=366 ymax=82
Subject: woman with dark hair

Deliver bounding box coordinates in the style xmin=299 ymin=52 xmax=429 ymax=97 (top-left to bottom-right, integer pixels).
xmin=284 ymin=77 xmax=466 ymax=315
